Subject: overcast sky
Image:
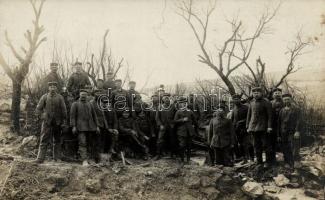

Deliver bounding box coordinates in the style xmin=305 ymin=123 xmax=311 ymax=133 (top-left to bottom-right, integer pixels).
xmin=0 ymin=0 xmax=324 ymax=88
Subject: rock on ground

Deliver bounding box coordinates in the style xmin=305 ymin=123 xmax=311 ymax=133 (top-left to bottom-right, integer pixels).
xmin=241 ymin=181 xmax=264 ymax=198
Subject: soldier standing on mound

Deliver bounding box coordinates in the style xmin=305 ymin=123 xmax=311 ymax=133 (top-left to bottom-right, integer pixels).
xmin=70 ymin=89 xmax=100 ymax=166
xmin=34 ymin=81 xmax=67 ymax=163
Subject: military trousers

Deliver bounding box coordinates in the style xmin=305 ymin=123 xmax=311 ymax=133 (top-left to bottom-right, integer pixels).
xmin=212 ymin=145 xmax=232 ymax=166
xmin=178 ymin=134 xmax=192 ymax=161
xmin=78 ymin=131 xmax=97 ymax=161
xmin=37 ymin=121 xmax=61 ymax=161
xmin=252 ymin=131 xmax=272 ymax=164
xmin=99 ymin=127 xmax=118 ymax=153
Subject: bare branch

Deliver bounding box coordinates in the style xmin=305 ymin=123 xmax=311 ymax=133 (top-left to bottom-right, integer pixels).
xmin=4 ymin=31 xmax=24 ymax=63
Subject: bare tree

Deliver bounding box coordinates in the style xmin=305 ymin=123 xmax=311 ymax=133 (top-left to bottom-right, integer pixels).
xmin=0 ymin=0 xmax=46 ymax=132
xmin=176 ymin=0 xmax=279 ymax=95
xmin=232 ymin=32 xmax=312 ymax=97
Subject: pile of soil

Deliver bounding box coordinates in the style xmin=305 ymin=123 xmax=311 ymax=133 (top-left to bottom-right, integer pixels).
xmin=0 ymin=159 xmax=245 ymax=200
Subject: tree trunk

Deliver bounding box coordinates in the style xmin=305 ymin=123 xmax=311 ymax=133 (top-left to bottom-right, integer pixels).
xmin=11 ymin=80 xmax=22 ymax=133
xmin=218 ymin=73 xmax=236 ymax=96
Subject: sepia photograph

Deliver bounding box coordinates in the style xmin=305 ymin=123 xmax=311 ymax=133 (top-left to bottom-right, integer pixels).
xmin=0 ymin=0 xmax=324 ymax=199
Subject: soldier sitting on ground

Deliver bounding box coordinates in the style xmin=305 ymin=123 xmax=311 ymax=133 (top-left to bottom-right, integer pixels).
xmin=118 ymin=108 xmax=149 ymax=160
xmin=135 ymin=110 xmax=153 ymax=155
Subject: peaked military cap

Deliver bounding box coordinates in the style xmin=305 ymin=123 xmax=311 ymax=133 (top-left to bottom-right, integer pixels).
xmin=232 ymin=94 xmax=241 ymax=100
xmin=177 ymin=96 xmax=187 ymax=102
xmin=251 ymin=86 xmax=262 ymax=92
xmin=282 ymin=93 xmax=292 ymax=98
xmin=79 ymin=89 xmax=89 ymax=93
xmin=48 ymin=81 xmax=58 ymax=87
xmin=94 ymin=89 xmax=105 ymax=95
xmin=123 ymin=107 xmax=130 ymax=112
xmin=272 ymin=88 xmax=282 ymax=93
xmin=115 ymin=79 xmax=122 ymax=83
xmin=74 ymin=61 xmax=82 ymax=66
xmin=129 ymin=81 xmax=136 ymax=84
xmin=162 ymin=93 xmax=171 ymax=97
xmin=50 ymin=62 xmax=59 ymax=67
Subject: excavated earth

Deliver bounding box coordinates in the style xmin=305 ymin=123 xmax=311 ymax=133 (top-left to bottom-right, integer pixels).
xmin=0 ymin=112 xmax=324 ymax=200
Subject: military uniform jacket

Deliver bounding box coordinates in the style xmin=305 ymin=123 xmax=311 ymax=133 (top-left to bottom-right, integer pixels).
xmin=103 ymin=80 xmax=116 ymax=99
xmin=70 ymin=100 xmax=98 ymax=132
xmin=246 ymin=98 xmax=272 ymax=132
xmin=111 ymin=88 xmax=129 ymax=109
xmin=67 ymin=72 xmax=91 ymax=94
xmin=156 ymin=104 xmax=176 ymax=127
xmin=118 ymin=117 xmax=137 ymax=135
xmin=136 ymin=112 xmax=155 ymax=137
xmin=271 ymin=99 xmax=284 ymax=134
xmin=104 ymin=109 xmax=118 ymax=129
xmin=127 ymin=89 xmax=140 ymax=107
xmin=174 ymin=109 xmax=197 ymax=137
xmin=208 ymin=117 xmax=235 ymax=148
xmin=36 ymin=93 xmax=67 ymax=126
xmin=231 ymin=104 xmax=248 ymax=132
xmin=278 ymin=106 xmax=300 ymax=137
xmin=90 ymin=99 xmax=108 ymax=129
xmin=42 ymin=72 xmax=64 ymax=93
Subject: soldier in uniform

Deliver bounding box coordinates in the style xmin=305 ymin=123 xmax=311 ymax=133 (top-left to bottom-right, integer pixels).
xmin=70 ymin=89 xmax=100 ymax=166
xmin=41 ymin=62 xmax=64 ymax=94
xmin=104 ymin=100 xmax=119 ymax=154
xmin=188 ymin=93 xmax=201 ymax=122
xmin=127 ymin=81 xmax=140 ymax=108
xmin=147 ymin=94 xmax=159 ymax=155
xmin=67 ymin=62 xmax=91 ymax=100
xmin=174 ymin=97 xmax=198 ymax=163
xmin=246 ymin=87 xmax=273 ymax=167
xmin=231 ymin=94 xmax=254 ymax=163
xmin=270 ymin=88 xmax=284 ymax=165
xmin=90 ymin=89 xmax=109 ymax=163
xmin=208 ymin=105 xmax=235 ymax=166
xmin=154 ymin=93 xmax=176 ymax=160
xmin=278 ymin=94 xmax=301 ymax=168
xmin=111 ymin=79 xmax=129 ymax=114
xmin=135 ymin=110 xmax=154 ymax=154
xmin=96 ymin=79 xmax=105 ymax=90
xmin=103 ymin=71 xmax=116 ymax=100
xmin=34 ymin=82 xmax=67 ymax=163
xmin=118 ymin=108 xmax=149 ymax=160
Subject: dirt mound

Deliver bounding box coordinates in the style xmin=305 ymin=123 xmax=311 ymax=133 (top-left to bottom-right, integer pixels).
xmin=0 ymin=159 xmax=247 ymax=200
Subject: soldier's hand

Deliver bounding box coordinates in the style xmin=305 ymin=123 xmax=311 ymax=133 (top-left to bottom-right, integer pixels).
xmin=131 ymin=130 xmax=137 ymax=136
xmin=267 ymin=128 xmax=273 ymax=134
xmin=112 ymin=129 xmax=119 ymax=135
xmin=144 ymin=136 xmax=150 ymax=140
xmin=159 ymin=125 xmax=165 ymax=131
xmin=72 ymin=127 xmax=77 ymax=135
xmin=277 ymin=137 xmax=282 ymax=143
xmin=183 ymin=117 xmax=188 ymax=122
xmin=294 ymin=131 xmax=300 ymax=139
xmin=96 ymin=127 xmax=100 ymax=134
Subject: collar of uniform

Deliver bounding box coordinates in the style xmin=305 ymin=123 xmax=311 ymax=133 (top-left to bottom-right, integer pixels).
xmin=49 ymin=92 xmax=57 ymax=97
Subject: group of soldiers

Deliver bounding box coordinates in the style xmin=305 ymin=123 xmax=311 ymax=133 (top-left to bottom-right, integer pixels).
xmin=33 ymin=61 xmax=301 ymax=169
